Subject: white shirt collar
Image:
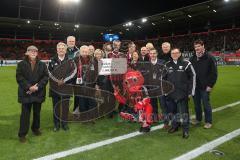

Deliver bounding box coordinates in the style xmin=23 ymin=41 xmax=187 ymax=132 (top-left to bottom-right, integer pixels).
xmin=151 ymin=59 xmax=157 ymax=65
xmin=58 ymin=56 xmax=65 ymax=61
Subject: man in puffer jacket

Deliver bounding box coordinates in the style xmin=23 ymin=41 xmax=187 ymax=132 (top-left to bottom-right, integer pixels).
xmin=165 ymin=48 xmax=196 ymax=139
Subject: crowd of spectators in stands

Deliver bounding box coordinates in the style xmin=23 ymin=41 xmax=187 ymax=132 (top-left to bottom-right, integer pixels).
xmin=0 ymin=29 xmax=240 ymax=60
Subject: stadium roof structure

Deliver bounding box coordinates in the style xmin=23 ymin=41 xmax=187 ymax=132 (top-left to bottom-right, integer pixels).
xmin=0 ymin=0 xmax=239 ymax=41
xmin=0 ymin=17 xmax=106 ymax=41
xmin=110 ymin=0 xmax=240 ymax=40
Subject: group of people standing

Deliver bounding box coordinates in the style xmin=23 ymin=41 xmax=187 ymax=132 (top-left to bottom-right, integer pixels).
xmin=16 ymin=36 xmax=217 ymax=142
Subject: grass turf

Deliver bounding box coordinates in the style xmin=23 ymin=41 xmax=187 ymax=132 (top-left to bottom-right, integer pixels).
xmin=61 ymin=104 xmax=240 ymax=160
xmin=0 ymin=65 xmax=239 ymax=160
xmin=195 ymin=136 xmax=240 ymax=160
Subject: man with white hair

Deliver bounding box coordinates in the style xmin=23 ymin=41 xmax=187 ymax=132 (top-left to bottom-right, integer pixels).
xmin=48 ymin=42 xmax=71 ymax=131
xmin=66 ymin=36 xmax=79 ymax=59
xmin=73 ymin=45 xmax=97 ymax=114
xmin=66 ymin=36 xmax=80 ymax=113
xmin=158 ymin=42 xmax=172 ymax=129
xmin=158 ymin=42 xmax=171 ymax=62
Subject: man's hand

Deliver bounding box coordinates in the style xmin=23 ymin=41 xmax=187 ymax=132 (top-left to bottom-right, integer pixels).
xmin=27 ymin=83 xmax=38 ymax=94
xmin=26 ymin=90 xmax=32 ymax=95
xmin=206 ymin=86 xmax=212 ymax=92
xmin=29 ymin=84 xmax=38 ymax=92
xmin=34 ymin=84 xmax=38 ymax=91
xmin=57 ymin=79 xmax=64 ymax=86
xmin=95 ymin=85 xmax=101 ymax=97
xmin=95 ymin=85 xmax=100 ymax=90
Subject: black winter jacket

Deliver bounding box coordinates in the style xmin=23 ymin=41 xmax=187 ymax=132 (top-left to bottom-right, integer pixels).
xmin=67 ymin=46 xmax=79 ymax=59
xmin=48 ymin=55 xmax=73 ymax=97
xmin=165 ymin=58 xmax=196 ymax=101
xmin=189 ymin=52 xmax=217 ymax=90
xmin=16 ymin=57 xmax=48 ymax=103
xmin=158 ymin=52 xmax=171 ymax=64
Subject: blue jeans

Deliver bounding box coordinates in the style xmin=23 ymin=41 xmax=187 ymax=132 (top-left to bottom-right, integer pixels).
xmin=193 ymin=89 xmax=212 ymax=123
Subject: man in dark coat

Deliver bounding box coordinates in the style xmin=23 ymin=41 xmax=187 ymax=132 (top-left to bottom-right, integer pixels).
xmin=16 ymin=45 xmax=48 ymax=143
xmin=139 ymin=47 xmax=149 ymax=62
xmin=190 ymin=40 xmax=217 ymax=129
xmin=165 ymin=48 xmax=196 ymax=139
xmin=66 ymin=36 xmax=80 ymax=113
xmin=158 ymin=42 xmax=172 ymax=129
xmin=158 ymin=42 xmax=171 ymax=62
xmin=48 ymin=42 xmax=73 ymax=131
xmin=147 ymin=48 xmax=165 ymax=122
xmin=73 ymin=45 xmax=98 ymax=114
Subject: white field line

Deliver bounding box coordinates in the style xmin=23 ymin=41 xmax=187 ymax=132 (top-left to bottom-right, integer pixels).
xmin=34 ymin=101 xmax=240 ymax=160
xmin=173 ymin=128 xmax=240 ymax=160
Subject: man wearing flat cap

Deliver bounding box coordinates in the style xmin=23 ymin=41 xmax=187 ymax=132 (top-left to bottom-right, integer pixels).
xmin=16 ymin=45 xmax=48 ymax=143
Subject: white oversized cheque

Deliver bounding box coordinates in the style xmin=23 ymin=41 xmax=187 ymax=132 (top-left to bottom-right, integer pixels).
xmin=98 ymin=58 xmax=127 ymax=75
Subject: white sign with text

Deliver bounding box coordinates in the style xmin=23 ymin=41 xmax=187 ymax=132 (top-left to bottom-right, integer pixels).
xmin=98 ymin=58 xmax=127 ymax=75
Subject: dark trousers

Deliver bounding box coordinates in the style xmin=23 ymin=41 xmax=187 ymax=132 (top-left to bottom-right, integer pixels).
xmin=151 ymin=97 xmax=159 ymax=121
xmin=77 ymin=97 xmax=96 ymax=112
xmin=18 ymin=102 xmax=41 ymax=137
xmin=73 ymin=96 xmax=80 ymax=111
xmin=73 ymin=84 xmax=104 ymax=112
xmin=193 ymin=88 xmax=212 ymax=123
xmin=159 ymin=96 xmax=170 ymax=125
xmin=52 ymin=96 xmax=70 ymax=127
xmin=166 ymin=98 xmax=189 ymax=132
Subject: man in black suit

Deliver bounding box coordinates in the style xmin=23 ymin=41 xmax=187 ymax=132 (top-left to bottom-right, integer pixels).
xmin=148 ymin=48 xmax=165 ymax=122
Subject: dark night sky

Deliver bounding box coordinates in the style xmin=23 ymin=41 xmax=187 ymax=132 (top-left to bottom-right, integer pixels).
xmin=0 ymin=0 xmax=208 ymax=26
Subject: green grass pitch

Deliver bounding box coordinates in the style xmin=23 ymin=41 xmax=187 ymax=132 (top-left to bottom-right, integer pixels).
xmin=0 ymin=66 xmax=239 ymax=160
